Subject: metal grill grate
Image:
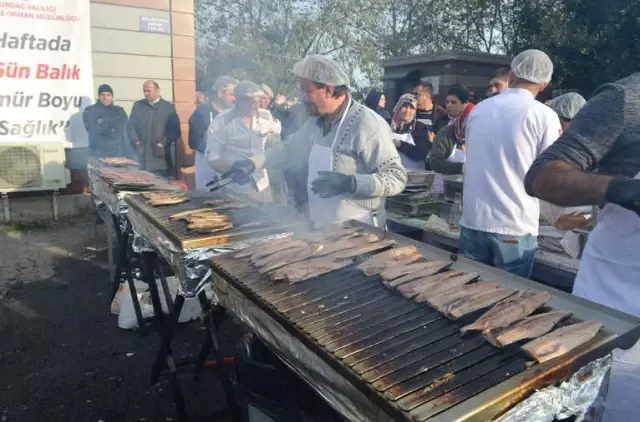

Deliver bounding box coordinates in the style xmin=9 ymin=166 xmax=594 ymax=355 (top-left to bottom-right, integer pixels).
xmin=125 ymin=192 xmax=307 ymax=250
xmin=210 ymin=243 xmax=640 ymax=422
xmin=0 ymin=146 xmax=42 ymax=188
xmin=212 ymin=257 xmax=531 ymax=421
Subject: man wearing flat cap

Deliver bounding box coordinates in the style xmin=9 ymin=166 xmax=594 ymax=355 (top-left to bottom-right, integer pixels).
xmin=459 ymin=49 xmax=562 ymax=278
xmin=83 ymin=84 xmax=128 ymax=157
xmin=222 ymin=55 xmax=407 ymax=228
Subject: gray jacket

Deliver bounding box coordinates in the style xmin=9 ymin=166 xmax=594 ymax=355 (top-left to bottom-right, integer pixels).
xmin=266 ymin=99 xmax=407 ymax=211
xmin=126 ymin=98 xmax=181 ymax=172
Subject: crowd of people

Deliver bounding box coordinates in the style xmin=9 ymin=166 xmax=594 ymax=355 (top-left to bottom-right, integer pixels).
xmin=84 ymin=49 xmax=640 ymax=320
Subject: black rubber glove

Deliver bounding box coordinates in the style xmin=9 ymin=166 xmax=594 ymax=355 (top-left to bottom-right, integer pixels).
xmin=311 ymin=171 xmax=356 ymax=198
xmin=605 ymin=177 xmax=640 ymax=215
xmin=222 ymin=159 xmax=256 ymax=185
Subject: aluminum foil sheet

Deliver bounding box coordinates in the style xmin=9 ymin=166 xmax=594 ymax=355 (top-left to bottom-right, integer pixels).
xmin=495 ymin=355 xmax=611 ymax=422
xmin=126 ymin=204 xmax=292 ymax=298
xmin=88 ymin=169 xmax=132 ymax=217
xmin=212 ymin=274 xmax=398 ymax=422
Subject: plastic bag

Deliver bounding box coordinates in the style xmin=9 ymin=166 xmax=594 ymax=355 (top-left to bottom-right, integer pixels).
xmin=111 ymin=280 xmax=147 ymax=315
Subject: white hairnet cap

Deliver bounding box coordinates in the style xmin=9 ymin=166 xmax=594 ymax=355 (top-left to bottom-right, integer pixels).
xmin=212 ymin=75 xmax=238 ymax=92
xmin=260 ymin=84 xmax=274 ymax=98
xmin=511 ymin=49 xmax=554 ymax=84
xmin=551 ymin=92 xmax=587 ymax=120
xmin=234 ymin=80 xmax=263 ymax=98
xmin=292 ymin=55 xmax=350 ymax=86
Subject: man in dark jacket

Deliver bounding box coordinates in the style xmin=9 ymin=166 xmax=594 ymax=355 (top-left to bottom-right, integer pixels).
xmin=127 ymin=80 xmax=181 ymax=177
xmin=189 ymin=75 xmax=238 ymax=189
xmin=83 ymin=84 xmax=128 ymax=157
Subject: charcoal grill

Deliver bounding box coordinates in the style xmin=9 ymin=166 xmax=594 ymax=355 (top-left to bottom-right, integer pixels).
xmin=210 ymin=223 xmax=640 ymax=421
xmin=125 ymin=192 xmax=305 ymax=250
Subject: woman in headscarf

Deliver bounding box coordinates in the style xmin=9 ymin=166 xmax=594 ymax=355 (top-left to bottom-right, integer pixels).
xmin=364 ymin=89 xmax=392 ymax=124
xmin=390 ymin=94 xmax=431 ymax=169
xmin=429 ymin=84 xmax=475 ymax=192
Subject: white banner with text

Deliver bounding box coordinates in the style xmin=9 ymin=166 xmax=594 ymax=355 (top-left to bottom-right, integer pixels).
xmin=0 ymin=0 xmax=94 ymax=148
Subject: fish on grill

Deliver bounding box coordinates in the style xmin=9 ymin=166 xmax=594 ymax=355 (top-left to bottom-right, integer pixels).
xmin=486 ymin=311 xmax=572 ymax=347
xmin=460 ymin=291 xmax=552 ymax=334
xmin=380 ymin=260 xmax=449 ymax=281
xmin=356 ymin=246 xmax=421 ymax=276
xmin=187 ymin=220 xmax=233 ymax=232
xmin=149 ymin=196 xmax=190 ymax=206
xmin=443 ymin=288 xmax=519 ymax=320
xmin=418 ymin=281 xmax=501 ymax=309
xmin=397 ymin=271 xmax=478 ymax=299
xmin=522 ymin=321 xmax=603 ymax=363
xmin=248 ymin=239 xmax=310 ymax=261
xmin=326 ymin=238 xmax=396 ymax=260
xmin=388 ymin=269 xmax=465 ymax=292
xmin=169 ymin=208 xmax=215 ymax=220
xmin=270 ymin=256 xmax=355 ymax=284
xmin=295 ymin=226 xmax=364 ymax=243
xmin=383 ymin=262 xmax=453 ymax=288
xmin=255 ymin=244 xmax=325 ymax=273
xmin=234 ymin=236 xmax=293 ymax=259
xmin=204 ymin=198 xmax=235 ymax=206
xmin=98 ymin=157 xmax=139 ymax=167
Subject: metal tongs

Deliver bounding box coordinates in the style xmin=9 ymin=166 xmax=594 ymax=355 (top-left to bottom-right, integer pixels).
xmin=206 ymin=174 xmax=234 ymax=192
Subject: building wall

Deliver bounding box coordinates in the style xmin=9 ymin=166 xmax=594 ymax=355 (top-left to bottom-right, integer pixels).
xmin=88 ymin=0 xmax=196 ymax=177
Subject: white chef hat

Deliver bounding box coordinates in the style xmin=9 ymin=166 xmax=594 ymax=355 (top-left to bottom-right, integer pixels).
xmin=292 ymin=54 xmax=350 ymax=86
xmin=550 ymin=92 xmax=586 ymax=120
xmin=510 ymin=49 xmax=554 ymax=84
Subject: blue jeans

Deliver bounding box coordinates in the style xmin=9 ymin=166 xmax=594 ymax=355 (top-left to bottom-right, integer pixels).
xmin=459 ymin=226 xmax=538 ymax=278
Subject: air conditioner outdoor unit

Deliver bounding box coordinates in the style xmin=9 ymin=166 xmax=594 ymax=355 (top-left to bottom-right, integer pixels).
xmin=0 ymin=142 xmax=71 ymax=193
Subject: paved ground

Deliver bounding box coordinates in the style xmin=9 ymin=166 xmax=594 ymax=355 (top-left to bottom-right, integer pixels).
xmin=0 ymin=215 xmax=345 ymax=422
xmin=0 ymin=217 xmax=239 ymax=422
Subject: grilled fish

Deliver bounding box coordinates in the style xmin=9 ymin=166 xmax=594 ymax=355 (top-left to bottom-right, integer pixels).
xmin=487 ymin=311 xmax=572 ymax=347
xmin=394 ymin=270 xmax=466 ymax=296
xmin=522 ymin=321 xmax=603 ymax=363
xmin=460 ymin=291 xmax=552 ymax=334
xmin=256 ymin=244 xmax=325 ymax=273
xmin=398 ymin=271 xmax=478 ymax=299
xmin=234 ymin=236 xmax=293 ymax=259
xmin=329 ymin=238 xmax=394 ymax=260
xmin=358 ymin=252 xmax=423 ymax=277
xmin=380 ymin=260 xmax=448 ymax=281
xmin=187 ymin=222 xmax=233 ymax=233
xmin=418 ymin=281 xmax=501 ymax=309
xmin=295 ymin=227 xmax=363 ymax=243
xmin=356 ymin=245 xmax=421 ymax=276
xmin=169 ymin=208 xmax=214 ymax=220
xmin=443 ymin=288 xmax=518 ymax=319
xmin=270 ymin=256 xmax=355 ymax=284
xmin=383 ymin=262 xmax=453 ymax=288
xmin=149 ymin=196 xmax=190 ymax=206
xmin=248 ymin=240 xmax=309 ymax=261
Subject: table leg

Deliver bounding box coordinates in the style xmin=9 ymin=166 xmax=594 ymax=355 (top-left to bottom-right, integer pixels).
xmin=143 ymin=251 xmax=187 ymax=421
xmin=110 ymin=228 xmax=129 ymax=302
xmin=106 ymin=216 xmax=115 ymax=284
xmin=199 ymin=296 xmax=241 ymax=422
xmin=124 ymin=235 xmax=146 ymax=332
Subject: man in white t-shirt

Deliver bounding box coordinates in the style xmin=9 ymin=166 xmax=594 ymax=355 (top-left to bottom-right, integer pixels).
xmin=459 ymin=50 xmax=562 ymax=278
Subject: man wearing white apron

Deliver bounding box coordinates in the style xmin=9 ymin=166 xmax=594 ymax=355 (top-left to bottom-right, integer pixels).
xmin=525 ymin=72 xmax=640 ymax=317
xmin=191 ymin=76 xmax=238 ymax=190
xmin=205 ymin=80 xmax=278 ymax=202
xmin=221 ymin=55 xmax=407 ymax=228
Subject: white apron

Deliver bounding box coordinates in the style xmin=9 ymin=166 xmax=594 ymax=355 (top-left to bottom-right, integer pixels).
xmin=307 ymin=99 xmax=379 ymax=229
xmin=194 ymin=151 xmax=216 ymax=190
xmin=393 ymin=133 xmax=424 ymax=170
xmin=572 ymin=171 xmax=640 ymax=317
xmin=431 ymin=146 xmax=466 ymax=194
